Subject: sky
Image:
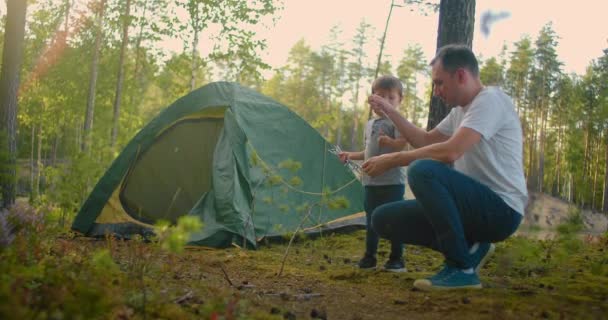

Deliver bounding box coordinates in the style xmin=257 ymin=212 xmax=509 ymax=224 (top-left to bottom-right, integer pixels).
xmin=3 ymin=0 xmax=606 ymax=77
xmin=256 ymin=0 xmax=608 ymax=76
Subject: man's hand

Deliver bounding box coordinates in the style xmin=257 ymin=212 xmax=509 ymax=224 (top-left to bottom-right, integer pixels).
xmin=368 ymin=94 xmax=395 ymax=117
xmin=362 ymin=153 xmax=396 ymax=177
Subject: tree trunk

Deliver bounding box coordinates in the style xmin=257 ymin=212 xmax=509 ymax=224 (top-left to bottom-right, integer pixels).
xmin=190 ymin=30 xmax=199 ymax=91
xmin=568 ymin=173 xmax=574 ymax=203
xmin=29 ymin=124 xmax=35 ymax=200
xmin=336 ymin=106 xmax=343 ymax=147
xmin=64 ymin=0 xmax=72 ymax=31
xmin=427 ymin=0 xmax=476 ymax=130
xmin=0 ymin=0 xmax=27 ymax=208
xmin=553 ymin=122 xmax=563 ymax=197
xmin=51 ymin=134 xmax=58 ymax=166
xmin=368 ymin=0 xmax=396 ymax=120
xmin=592 ymin=138 xmax=601 ymax=211
xmin=34 ymin=126 xmax=43 ymax=199
xmin=82 ymin=0 xmax=107 ymax=153
xmin=583 ymin=124 xmax=590 ymax=178
xmin=603 ymin=132 xmax=608 ymax=212
xmin=350 ymin=83 xmax=361 ymax=151
xmin=190 ymin=4 xmax=200 ymax=93
xmin=111 ymin=0 xmax=131 ymax=148
xmin=537 ymin=108 xmax=547 ymax=192
xmin=130 ymin=0 xmax=149 ymax=111
xmin=527 ymin=107 xmax=538 ymax=190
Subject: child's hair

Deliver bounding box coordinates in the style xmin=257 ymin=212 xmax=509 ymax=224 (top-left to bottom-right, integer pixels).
xmin=371 ymin=75 xmax=403 ymax=97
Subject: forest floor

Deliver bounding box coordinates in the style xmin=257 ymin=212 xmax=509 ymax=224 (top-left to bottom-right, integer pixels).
xmin=2 ymin=193 xmax=608 ymax=320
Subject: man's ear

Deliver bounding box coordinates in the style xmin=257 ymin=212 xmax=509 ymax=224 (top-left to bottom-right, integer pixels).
xmin=456 ymin=68 xmax=467 ymax=84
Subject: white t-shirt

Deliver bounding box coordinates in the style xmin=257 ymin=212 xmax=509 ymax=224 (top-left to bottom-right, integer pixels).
xmin=436 ymin=86 xmax=528 ymax=215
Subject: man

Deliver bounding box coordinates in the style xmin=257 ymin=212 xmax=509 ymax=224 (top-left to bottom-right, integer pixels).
xmin=362 ymin=44 xmax=527 ymax=290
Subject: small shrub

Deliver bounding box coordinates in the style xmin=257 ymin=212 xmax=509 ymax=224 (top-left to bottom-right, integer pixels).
xmin=154 ymin=216 xmax=203 ymax=254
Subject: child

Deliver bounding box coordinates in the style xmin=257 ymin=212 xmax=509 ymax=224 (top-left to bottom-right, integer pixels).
xmin=339 ymin=75 xmax=408 ymax=272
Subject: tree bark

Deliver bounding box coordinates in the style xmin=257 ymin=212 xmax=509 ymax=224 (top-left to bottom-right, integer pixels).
xmin=130 ymin=0 xmax=149 ymax=112
xmin=350 ymin=83 xmax=361 ymax=151
xmin=336 ymin=106 xmax=343 ymax=147
xmin=29 ymin=124 xmax=35 ymax=200
xmin=51 ymin=134 xmax=58 ymax=166
xmin=34 ymin=126 xmax=43 ymax=199
xmin=553 ymin=120 xmax=563 ymax=197
xmin=426 ymin=0 xmax=476 ymax=130
xmin=82 ymin=0 xmax=107 ymax=153
xmin=592 ymin=137 xmax=601 ymax=211
xmin=538 ymin=108 xmax=547 ymax=192
xmin=603 ymin=131 xmax=608 ymax=212
xmin=111 ymin=0 xmax=131 ymax=148
xmin=0 ymin=0 xmax=28 ymax=208
xmin=190 ymin=4 xmax=200 ymax=92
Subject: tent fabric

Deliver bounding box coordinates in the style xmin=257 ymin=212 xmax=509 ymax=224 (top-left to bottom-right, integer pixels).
xmin=72 ymin=81 xmax=364 ymax=248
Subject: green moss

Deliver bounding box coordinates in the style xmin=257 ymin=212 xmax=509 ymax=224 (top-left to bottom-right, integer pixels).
xmin=1 ymin=213 xmax=607 ymax=319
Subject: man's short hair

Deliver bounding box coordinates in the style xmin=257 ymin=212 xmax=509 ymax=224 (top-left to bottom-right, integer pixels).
xmin=430 ymin=44 xmax=479 ymax=76
xmin=372 ymin=75 xmax=403 ymax=97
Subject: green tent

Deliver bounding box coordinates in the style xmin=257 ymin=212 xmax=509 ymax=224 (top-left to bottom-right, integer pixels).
xmin=72 ymin=82 xmax=364 ymax=248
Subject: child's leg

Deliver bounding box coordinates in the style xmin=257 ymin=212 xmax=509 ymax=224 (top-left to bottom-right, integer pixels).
xmin=363 ymin=186 xmax=379 ymax=257
xmin=384 ymin=185 xmax=406 ymax=260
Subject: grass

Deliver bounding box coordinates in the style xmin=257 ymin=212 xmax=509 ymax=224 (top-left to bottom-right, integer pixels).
xmin=1 ymin=204 xmax=607 ymax=319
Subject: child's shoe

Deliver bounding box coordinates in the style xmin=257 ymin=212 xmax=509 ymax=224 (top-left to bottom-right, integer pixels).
xmin=383 ymin=257 xmax=406 ymax=272
xmin=357 ymin=254 xmax=377 ymax=270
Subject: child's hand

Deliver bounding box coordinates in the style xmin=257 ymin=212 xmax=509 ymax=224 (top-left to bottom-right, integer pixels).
xmin=338 ymin=152 xmax=350 ymax=163
xmin=378 ymin=135 xmax=392 ymax=148
xmin=377 ymin=128 xmax=391 ymax=147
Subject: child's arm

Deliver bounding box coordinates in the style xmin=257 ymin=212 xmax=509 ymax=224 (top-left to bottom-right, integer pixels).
xmin=378 ymin=136 xmax=408 ymax=151
xmin=338 ymin=151 xmax=364 ymax=163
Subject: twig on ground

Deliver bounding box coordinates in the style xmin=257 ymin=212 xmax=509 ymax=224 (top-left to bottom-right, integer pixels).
xmin=219 ymin=263 xmax=234 ymax=286
xmin=293 ymin=293 xmax=323 ymax=300
xmin=174 ymin=290 xmax=194 ymax=304
xmin=261 ymin=292 xmax=323 ymax=301
xmin=278 ymin=203 xmax=320 ymax=277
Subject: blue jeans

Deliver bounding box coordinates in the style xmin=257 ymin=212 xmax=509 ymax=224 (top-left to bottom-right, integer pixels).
xmin=364 ymin=184 xmax=405 ymax=259
xmin=371 ymin=159 xmax=522 ymax=269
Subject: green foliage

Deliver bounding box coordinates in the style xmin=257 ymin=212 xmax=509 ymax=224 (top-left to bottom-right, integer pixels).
xmin=91 ymin=249 xmax=120 ymax=274
xmin=556 ymin=208 xmax=584 ymax=236
xmin=266 ymin=174 xmax=282 ymax=187
xmin=43 ymin=151 xmax=111 ymax=214
xmin=326 ymin=195 xmax=350 ymax=210
xmin=175 ymin=0 xmax=281 ymax=83
xmin=0 ymin=206 xmax=124 ymax=319
xmin=278 ymin=159 xmax=302 ymax=173
xmin=287 ymin=176 xmax=302 ymax=187
xmin=480 ymin=57 xmax=505 ymax=86
xmin=154 ymin=215 xmax=203 ymax=254
xmin=495 ymin=236 xmax=547 ymax=277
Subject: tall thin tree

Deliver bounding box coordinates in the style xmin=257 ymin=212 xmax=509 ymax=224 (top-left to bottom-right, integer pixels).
xmin=0 ymin=0 xmax=28 ymax=208
xmin=82 ymin=0 xmax=107 ymax=152
xmin=111 ymin=0 xmax=132 ymax=148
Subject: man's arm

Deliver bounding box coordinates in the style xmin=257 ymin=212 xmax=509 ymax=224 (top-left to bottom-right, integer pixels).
xmin=362 ymin=127 xmax=482 ymax=176
xmin=368 ymin=94 xmax=450 ymax=148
